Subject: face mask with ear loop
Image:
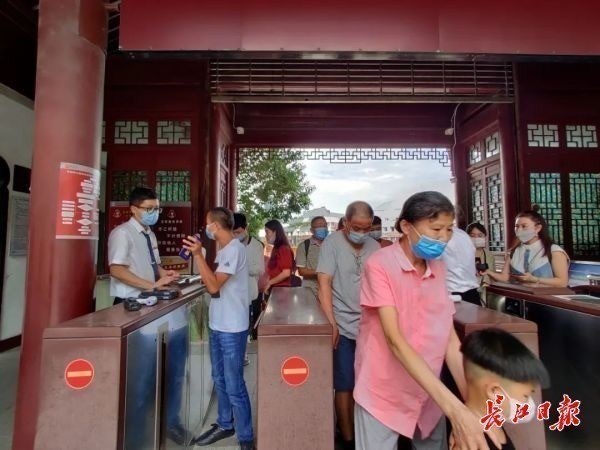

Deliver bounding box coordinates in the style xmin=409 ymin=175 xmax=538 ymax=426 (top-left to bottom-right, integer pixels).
xmin=409 ymin=225 xmax=447 ymax=260
xmin=497 ymin=386 xmax=537 ymax=424
xmin=516 ymin=229 xmax=538 ymax=244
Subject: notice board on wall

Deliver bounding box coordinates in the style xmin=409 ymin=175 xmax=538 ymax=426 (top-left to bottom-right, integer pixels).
xmin=9 ymin=196 xmax=29 ymax=256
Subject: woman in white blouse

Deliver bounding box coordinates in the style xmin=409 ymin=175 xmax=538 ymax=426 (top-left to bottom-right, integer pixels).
xmin=485 ymin=208 xmax=569 ymax=287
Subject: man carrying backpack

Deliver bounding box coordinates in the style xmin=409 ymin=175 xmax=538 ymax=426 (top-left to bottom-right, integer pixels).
xmin=233 ymin=213 xmax=265 ymax=345
xmin=295 ymin=215 xmax=328 ymax=299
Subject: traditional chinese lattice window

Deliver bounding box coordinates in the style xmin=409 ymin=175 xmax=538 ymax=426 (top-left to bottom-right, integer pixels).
xmin=469 ymin=142 xmax=482 ymax=165
xmin=155 ymin=171 xmax=191 ymax=202
xmin=468 ymin=131 xmax=501 ymax=167
xmin=486 ymin=173 xmax=504 ymax=252
xmin=528 ymin=172 xmax=600 ymax=259
xmin=565 ymin=125 xmax=598 ymax=148
xmin=529 ymin=173 xmax=563 ymax=245
xmin=485 ymin=132 xmax=501 ymax=157
xmin=468 ymin=166 xmax=505 ymax=252
xmin=157 ymin=120 xmax=192 ymax=145
xmin=111 ymin=171 xmax=148 ymax=201
xmin=467 ymin=130 xmax=505 ymax=251
xmin=113 ymin=120 xmax=149 ymax=145
xmin=470 ymin=179 xmax=485 ymax=224
xmin=569 ymin=173 xmax=600 ymax=257
xmin=527 ymin=124 xmax=559 ymax=148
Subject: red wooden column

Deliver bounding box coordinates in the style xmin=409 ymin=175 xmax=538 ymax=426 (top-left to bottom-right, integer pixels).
xmin=12 ymin=1 xmax=107 ymax=449
xmin=229 ymin=146 xmax=238 ymax=210
xmin=498 ymin=103 xmax=519 ymax=244
xmin=209 ymin=104 xmax=221 ymax=208
xmin=452 ymin=127 xmax=470 ymax=228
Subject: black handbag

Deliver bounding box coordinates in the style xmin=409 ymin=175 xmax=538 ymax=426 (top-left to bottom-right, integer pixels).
xmin=290 ymin=274 xmax=303 ymax=287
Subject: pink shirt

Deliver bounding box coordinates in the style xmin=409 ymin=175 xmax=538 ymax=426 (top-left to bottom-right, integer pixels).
xmin=353 ymin=243 xmax=455 ymax=439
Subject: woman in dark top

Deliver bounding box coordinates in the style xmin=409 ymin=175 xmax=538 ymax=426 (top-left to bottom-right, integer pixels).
xmin=466 ymin=222 xmax=492 ymax=303
xmin=264 ymin=219 xmax=294 ymax=292
xmin=466 ymin=222 xmax=492 ymax=278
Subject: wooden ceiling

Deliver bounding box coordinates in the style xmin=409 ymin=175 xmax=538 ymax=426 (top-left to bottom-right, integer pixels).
xmin=0 ymin=0 xmax=38 ymax=98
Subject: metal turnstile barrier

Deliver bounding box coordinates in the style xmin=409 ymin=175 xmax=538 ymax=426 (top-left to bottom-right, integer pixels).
xmin=257 ymin=287 xmax=333 ymax=450
xmin=453 ymin=301 xmax=545 ymax=450
xmin=34 ymin=284 xmax=212 ymax=450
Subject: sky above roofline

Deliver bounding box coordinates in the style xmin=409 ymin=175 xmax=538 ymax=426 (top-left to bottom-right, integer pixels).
xmin=302 ymin=158 xmax=454 ymax=222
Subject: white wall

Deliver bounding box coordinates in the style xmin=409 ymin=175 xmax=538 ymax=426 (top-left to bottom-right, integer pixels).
xmin=0 ymin=84 xmax=33 ymax=340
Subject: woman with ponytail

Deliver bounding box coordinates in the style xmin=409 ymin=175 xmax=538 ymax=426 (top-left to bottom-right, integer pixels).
xmin=484 ymin=206 xmax=570 ymax=287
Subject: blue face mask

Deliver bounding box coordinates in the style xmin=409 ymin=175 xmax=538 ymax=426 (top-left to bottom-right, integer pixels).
xmin=348 ymin=230 xmax=368 ymax=245
xmin=140 ymin=210 xmax=159 ymax=227
xmin=314 ymin=227 xmax=329 ymax=240
xmin=410 ymin=225 xmax=447 ymax=260
xmin=369 ymin=230 xmax=382 ymax=240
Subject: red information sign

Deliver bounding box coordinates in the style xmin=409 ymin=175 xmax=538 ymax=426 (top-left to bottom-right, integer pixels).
xmin=64 ymin=359 xmax=94 ymax=390
xmin=55 ymin=162 xmax=100 ymax=240
xmin=281 ymin=356 xmax=309 ymax=387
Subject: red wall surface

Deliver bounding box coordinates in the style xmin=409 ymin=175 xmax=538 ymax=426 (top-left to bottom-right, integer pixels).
xmin=513 ymin=62 xmax=600 ymax=258
xmin=120 ymin=0 xmax=600 ymax=55
xmin=233 ymin=103 xmax=455 ymax=148
xmin=104 ymin=58 xmax=209 ymax=237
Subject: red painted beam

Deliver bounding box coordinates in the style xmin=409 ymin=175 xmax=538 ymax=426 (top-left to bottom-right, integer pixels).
xmin=234 ymin=129 xmax=452 ymax=148
xmin=120 ymin=0 xmax=600 ymax=55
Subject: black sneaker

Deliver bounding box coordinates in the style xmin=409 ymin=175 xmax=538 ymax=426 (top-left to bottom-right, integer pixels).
xmin=192 ymin=423 xmax=235 ymax=446
xmin=166 ymin=423 xmax=187 ymax=445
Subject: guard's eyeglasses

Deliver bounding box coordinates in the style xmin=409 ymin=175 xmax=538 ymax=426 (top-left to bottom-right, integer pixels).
xmin=136 ymin=206 xmax=163 ymax=214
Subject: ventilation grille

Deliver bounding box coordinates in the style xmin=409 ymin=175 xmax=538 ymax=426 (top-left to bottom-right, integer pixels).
xmin=210 ymin=60 xmax=514 ymax=102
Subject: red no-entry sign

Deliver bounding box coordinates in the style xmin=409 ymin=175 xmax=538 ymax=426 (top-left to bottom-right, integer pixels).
xmin=281 ymin=356 xmax=309 ymax=387
xmin=64 ymin=359 xmax=94 ymax=390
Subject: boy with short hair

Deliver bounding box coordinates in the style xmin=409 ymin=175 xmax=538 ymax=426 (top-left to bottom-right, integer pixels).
xmin=459 ymin=328 xmax=550 ymax=450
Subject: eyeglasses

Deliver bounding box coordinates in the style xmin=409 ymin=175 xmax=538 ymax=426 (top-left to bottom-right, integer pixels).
xmin=136 ymin=206 xmax=163 ymax=214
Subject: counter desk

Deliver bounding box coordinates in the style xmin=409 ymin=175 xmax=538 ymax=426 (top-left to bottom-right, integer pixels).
xmin=453 ymin=301 xmax=544 ymax=450
xmin=487 ymin=282 xmax=600 ymax=449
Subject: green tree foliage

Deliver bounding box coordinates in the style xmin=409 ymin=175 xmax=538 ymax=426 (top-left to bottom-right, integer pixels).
xmin=237 ymin=149 xmax=315 ymax=235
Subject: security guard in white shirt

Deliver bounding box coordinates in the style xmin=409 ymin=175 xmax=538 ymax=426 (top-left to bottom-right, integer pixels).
xmin=108 ymin=187 xmax=180 ymax=304
xmin=441 ymin=226 xmax=482 ymax=305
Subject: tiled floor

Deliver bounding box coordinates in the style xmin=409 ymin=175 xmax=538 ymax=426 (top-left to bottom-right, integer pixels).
xmin=0 ymin=347 xmax=19 ymax=450
xmin=0 ymin=343 xmax=584 ymax=449
xmin=193 ymin=343 xmax=258 ymax=450
xmin=0 ymin=344 xmax=257 ymax=450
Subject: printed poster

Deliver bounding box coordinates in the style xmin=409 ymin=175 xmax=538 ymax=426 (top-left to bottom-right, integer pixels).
xmin=55 ymin=162 xmax=101 ymax=240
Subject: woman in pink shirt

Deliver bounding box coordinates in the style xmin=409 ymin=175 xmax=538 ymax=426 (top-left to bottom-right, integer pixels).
xmin=354 ymin=191 xmax=499 ymax=450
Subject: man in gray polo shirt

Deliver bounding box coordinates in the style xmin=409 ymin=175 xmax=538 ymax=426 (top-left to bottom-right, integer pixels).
xmin=296 ymin=215 xmax=329 ymax=298
xmin=317 ymin=201 xmax=379 ymax=450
